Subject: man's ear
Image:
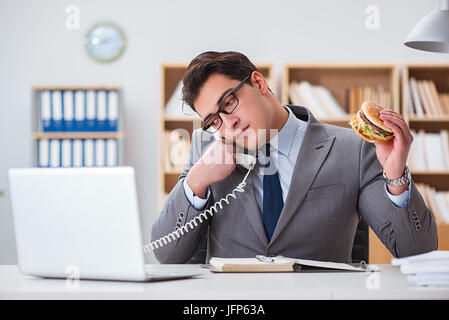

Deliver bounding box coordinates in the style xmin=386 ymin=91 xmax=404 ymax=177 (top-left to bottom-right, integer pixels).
xmin=250 ymin=71 xmax=269 ymax=95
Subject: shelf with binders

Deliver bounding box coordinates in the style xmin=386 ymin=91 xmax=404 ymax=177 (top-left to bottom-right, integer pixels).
xmin=281 ymin=64 xmax=400 ymax=128
xmin=32 ymin=86 xmax=125 ymax=168
xmin=159 ymin=63 xmax=274 ymax=211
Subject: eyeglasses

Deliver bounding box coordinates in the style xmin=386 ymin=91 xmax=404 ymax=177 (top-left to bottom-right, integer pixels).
xmin=202 ymin=74 xmax=251 ymax=133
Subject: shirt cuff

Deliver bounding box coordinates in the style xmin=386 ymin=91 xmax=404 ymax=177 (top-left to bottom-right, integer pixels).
xmin=183 ymin=178 xmax=211 ymax=211
xmin=384 ymin=181 xmax=412 ymax=208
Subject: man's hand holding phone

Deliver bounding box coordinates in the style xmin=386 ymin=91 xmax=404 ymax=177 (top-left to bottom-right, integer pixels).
xmin=185 ymin=139 xmax=236 ymax=198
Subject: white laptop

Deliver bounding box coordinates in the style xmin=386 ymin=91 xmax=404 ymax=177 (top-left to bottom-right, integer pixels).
xmin=8 ymin=166 xmax=200 ymax=282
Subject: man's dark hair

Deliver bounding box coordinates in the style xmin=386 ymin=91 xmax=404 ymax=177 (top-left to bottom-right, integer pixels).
xmin=181 ymin=51 xmax=259 ymax=114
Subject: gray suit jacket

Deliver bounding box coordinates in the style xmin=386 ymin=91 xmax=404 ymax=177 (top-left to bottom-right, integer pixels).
xmin=152 ymin=105 xmax=438 ymax=264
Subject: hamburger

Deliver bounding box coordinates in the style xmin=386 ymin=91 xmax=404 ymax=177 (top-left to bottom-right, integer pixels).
xmin=349 ymin=101 xmax=394 ymax=143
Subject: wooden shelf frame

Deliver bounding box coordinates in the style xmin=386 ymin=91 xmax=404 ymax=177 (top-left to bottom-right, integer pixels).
xmin=282 ymin=63 xmax=400 ymax=128
xmin=401 ymin=64 xmax=449 ymax=177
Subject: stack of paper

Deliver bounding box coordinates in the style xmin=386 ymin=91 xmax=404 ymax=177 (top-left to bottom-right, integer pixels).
xmin=391 ymin=251 xmax=449 ymax=287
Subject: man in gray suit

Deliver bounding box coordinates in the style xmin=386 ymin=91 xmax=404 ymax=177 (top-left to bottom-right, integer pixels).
xmin=151 ymin=51 xmax=437 ymax=264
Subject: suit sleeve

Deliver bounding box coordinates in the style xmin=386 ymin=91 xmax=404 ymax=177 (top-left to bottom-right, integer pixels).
xmin=384 ymin=182 xmax=411 ymax=208
xmin=357 ymin=139 xmax=438 ymax=258
xmin=151 ymin=129 xmax=215 ymax=263
xmin=183 ymin=178 xmax=211 ymax=210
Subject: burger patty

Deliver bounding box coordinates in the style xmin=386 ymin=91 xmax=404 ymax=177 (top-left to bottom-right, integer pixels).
xmin=359 ymin=110 xmax=390 ymax=134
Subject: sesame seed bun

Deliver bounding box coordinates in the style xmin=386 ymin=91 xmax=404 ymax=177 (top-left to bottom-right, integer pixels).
xmin=361 ymin=101 xmax=394 ymax=134
xmin=350 ymin=108 xmax=394 ymax=144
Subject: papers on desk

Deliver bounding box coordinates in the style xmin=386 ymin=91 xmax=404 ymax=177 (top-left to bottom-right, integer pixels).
xmin=391 ymin=250 xmax=449 ymax=287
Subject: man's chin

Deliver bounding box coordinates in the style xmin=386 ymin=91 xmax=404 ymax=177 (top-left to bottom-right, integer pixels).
xmin=235 ymin=136 xmax=259 ymax=152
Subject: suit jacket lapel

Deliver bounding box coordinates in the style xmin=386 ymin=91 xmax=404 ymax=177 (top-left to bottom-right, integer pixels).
xmin=234 ymin=165 xmax=269 ymax=246
xmin=269 ymin=106 xmax=336 ymax=245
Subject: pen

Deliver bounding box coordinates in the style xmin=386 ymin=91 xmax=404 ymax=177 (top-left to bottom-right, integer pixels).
xmin=255 ymin=255 xmax=275 ymax=263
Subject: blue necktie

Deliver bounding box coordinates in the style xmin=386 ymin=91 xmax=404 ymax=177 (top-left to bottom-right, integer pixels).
xmin=261 ymin=143 xmax=284 ymax=242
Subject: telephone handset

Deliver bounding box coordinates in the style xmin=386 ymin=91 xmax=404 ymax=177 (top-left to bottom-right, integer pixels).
xmin=143 ymin=132 xmax=256 ymax=254
xmin=213 ymin=132 xmax=256 ymax=170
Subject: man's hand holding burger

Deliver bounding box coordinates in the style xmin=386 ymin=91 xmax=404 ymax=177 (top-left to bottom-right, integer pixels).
xmin=376 ymin=107 xmax=413 ymax=195
xmin=350 ymin=101 xmax=413 ymax=196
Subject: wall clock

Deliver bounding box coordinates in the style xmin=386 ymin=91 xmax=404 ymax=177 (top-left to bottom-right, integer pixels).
xmin=85 ymin=23 xmax=126 ymax=62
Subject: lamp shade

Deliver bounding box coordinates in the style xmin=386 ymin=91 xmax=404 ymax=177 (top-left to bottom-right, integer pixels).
xmin=404 ymin=0 xmax=449 ymax=53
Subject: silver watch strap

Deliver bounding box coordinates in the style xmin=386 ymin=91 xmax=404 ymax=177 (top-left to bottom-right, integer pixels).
xmin=383 ymin=165 xmax=411 ymax=187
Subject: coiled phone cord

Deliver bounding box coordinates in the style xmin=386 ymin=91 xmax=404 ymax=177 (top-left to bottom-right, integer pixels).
xmin=143 ymin=168 xmax=253 ymax=254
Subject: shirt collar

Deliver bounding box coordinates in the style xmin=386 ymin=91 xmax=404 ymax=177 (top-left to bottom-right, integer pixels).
xmin=266 ymin=105 xmax=306 ymax=157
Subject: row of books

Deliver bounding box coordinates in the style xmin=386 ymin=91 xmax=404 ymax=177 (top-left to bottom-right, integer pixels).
xmin=408 ymin=130 xmax=449 ymax=171
xmin=39 ymin=90 xmax=120 ymax=132
xmin=415 ymin=183 xmax=449 ymax=224
xmin=289 ymin=81 xmax=347 ymax=118
xmin=408 ymin=78 xmax=449 ymax=116
xmin=347 ymin=85 xmax=392 ymax=114
xmin=38 ymin=138 xmax=118 ymax=168
xmin=288 ymin=81 xmax=393 ymax=118
xmin=163 ymin=130 xmax=190 ymax=172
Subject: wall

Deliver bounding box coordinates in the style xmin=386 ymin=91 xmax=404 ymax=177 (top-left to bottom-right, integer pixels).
xmin=0 ymin=0 xmax=448 ymax=264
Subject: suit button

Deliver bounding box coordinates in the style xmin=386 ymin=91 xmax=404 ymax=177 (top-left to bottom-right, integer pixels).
xmin=179 ymin=212 xmax=184 ymax=218
xmin=414 ymin=221 xmax=421 ymax=231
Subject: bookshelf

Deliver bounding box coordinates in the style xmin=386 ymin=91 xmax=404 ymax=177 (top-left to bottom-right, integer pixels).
xmin=32 ymin=86 xmax=125 ymax=167
xmin=159 ymin=63 xmax=274 ymax=211
xmin=281 ymin=64 xmax=400 ymax=128
xmin=405 ymin=64 xmax=449 ymax=231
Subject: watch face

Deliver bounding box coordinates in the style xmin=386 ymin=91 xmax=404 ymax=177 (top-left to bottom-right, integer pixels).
xmin=85 ymin=23 xmax=126 ymax=62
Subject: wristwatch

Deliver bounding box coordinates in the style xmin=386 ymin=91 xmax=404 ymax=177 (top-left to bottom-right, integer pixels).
xmin=383 ymin=165 xmax=411 ymax=187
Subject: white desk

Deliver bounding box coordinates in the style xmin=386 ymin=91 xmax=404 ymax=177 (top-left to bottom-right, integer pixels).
xmin=0 ymin=264 xmax=448 ymax=300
